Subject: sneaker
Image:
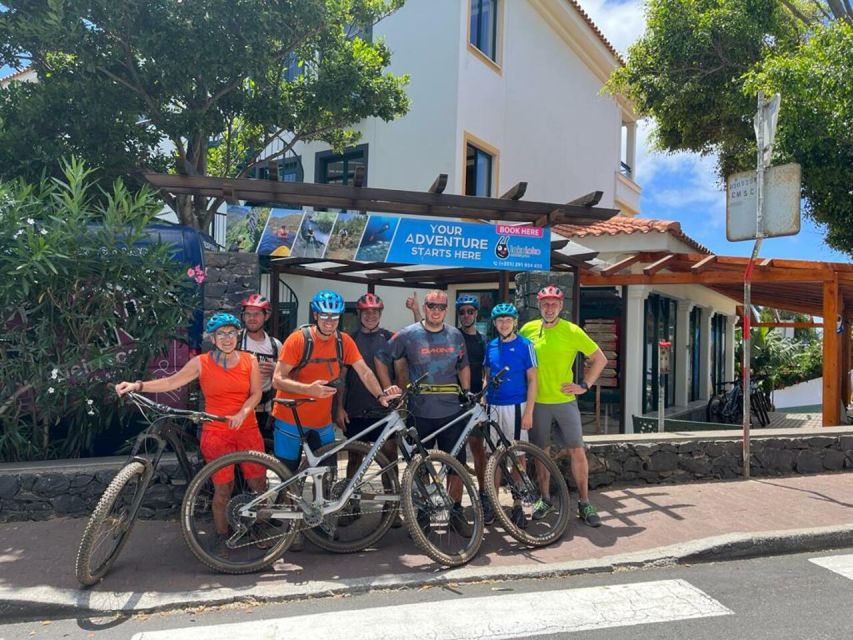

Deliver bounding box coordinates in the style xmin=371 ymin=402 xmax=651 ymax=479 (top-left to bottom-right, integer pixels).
xmin=510 ymin=503 xmax=528 ymax=530
xmin=289 ymin=531 xmax=304 ymax=552
xmin=578 ymin=502 xmax=602 ymax=528
xmin=449 ymin=504 xmax=474 ymax=538
xmin=532 ymin=497 xmax=554 ymax=520
xmin=480 ymin=491 xmax=495 ymax=526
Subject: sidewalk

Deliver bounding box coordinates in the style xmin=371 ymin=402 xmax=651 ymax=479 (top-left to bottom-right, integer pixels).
xmin=2 ymin=472 xmax=852 ymax=620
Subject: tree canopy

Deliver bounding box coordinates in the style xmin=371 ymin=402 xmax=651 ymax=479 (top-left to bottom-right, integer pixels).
xmin=610 ymin=0 xmax=853 ymax=255
xmin=0 ymin=1 xmax=410 ymax=230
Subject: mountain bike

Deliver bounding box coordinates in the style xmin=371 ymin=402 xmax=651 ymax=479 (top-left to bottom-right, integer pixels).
xmin=180 ymin=374 xmax=485 ymax=572
xmin=409 ymin=369 xmax=571 ymax=548
xmin=706 ymin=377 xmax=770 ymax=427
xmin=75 ymin=392 xmax=226 ymax=586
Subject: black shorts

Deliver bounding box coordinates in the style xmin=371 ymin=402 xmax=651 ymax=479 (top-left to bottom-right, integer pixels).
xmin=408 ymin=412 xmax=467 ymax=465
xmin=345 ymin=415 xmax=391 ymax=444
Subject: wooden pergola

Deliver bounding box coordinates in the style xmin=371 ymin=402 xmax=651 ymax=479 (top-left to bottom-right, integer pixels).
xmin=580 ymin=251 xmax=853 ymax=426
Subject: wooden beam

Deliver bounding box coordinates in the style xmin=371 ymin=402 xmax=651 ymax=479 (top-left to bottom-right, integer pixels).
xmin=599 ymin=254 xmax=640 ymax=276
xmin=842 ymin=321 xmax=851 ymax=407
xmin=279 ymin=265 xmax=437 ymax=289
xmin=567 ymin=191 xmax=603 ymax=207
xmin=822 ymin=275 xmax=841 ymax=426
xmin=643 ymin=253 xmax=677 ymax=276
xmin=751 ymin=322 xmax=823 ymax=328
xmin=428 ymin=173 xmax=448 ymax=194
xmin=582 ymin=268 xmax=827 ymax=286
xmin=690 ymin=255 xmax=717 ymax=273
xmin=499 ymin=272 xmax=510 ymax=301
xmin=500 ymin=182 xmax=527 ymax=200
xmin=758 ymin=258 xmax=773 ymax=268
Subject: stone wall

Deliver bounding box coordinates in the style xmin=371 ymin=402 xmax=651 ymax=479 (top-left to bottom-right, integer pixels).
xmin=2 ymin=428 xmax=852 ymax=522
xmin=203 ymin=251 xmax=260 ymax=316
xmin=0 ymin=458 xmax=188 ymax=523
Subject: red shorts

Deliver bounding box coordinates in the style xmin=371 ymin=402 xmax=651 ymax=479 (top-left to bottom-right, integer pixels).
xmin=200 ymin=427 xmax=266 ymax=485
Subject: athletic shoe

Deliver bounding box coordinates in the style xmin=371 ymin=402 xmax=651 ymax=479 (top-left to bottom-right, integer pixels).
xmin=289 ymin=531 xmax=304 ymax=552
xmin=449 ymin=504 xmax=474 ymax=538
xmin=532 ymin=497 xmax=554 ymax=520
xmin=510 ymin=503 xmax=528 ymax=530
xmin=480 ymin=491 xmax=495 ymax=525
xmin=578 ymin=502 xmax=602 ymax=528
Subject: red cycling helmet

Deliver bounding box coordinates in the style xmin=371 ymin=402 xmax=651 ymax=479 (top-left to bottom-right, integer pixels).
xmin=241 ymin=293 xmax=271 ymax=311
xmin=356 ymin=293 xmax=385 ymax=310
xmin=536 ymin=285 xmax=565 ymax=301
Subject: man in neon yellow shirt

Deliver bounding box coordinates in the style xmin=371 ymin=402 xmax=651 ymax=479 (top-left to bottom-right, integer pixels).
xmin=519 ymin=284 xmax=608 ymax=527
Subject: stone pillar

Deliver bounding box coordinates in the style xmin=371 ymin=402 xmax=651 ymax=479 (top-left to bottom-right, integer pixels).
xmin=623 ymin=285 xmax=648 ymax=430
xmin=674 ymin=302 xmax=693 ymax=407
xmin=203 ymin=251 xmax=260 ymax=316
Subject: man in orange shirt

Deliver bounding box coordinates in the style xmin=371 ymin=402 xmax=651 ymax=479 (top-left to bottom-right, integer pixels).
xmin=271 ymin=290 xmax=399 ymax=472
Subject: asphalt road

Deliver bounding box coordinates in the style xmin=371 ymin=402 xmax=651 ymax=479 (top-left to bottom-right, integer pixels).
xmin=2 ymin=549 xmax=852 ymax=640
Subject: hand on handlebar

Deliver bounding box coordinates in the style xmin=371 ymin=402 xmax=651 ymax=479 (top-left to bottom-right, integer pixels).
xmin=115 ymin=381 xmax=137 ymax=397
xmin=306 ymin=380 xmax=338 ymax=398
xmin=377 ymin=385 xmax=403 ymax=408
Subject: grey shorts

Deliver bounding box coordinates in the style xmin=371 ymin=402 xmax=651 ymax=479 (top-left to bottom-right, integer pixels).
xmin=531 ymin=401 xmax=584 ymax=450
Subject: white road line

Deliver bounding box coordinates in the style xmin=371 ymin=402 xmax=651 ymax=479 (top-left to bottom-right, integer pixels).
xmin=809 ymin=553 xmax=853 ymax=581
xmin=131 ymin=578 xmax=732 ymax=640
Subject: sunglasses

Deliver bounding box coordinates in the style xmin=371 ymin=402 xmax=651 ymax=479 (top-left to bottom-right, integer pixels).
xmin=214 ymin=330 xmax=239 ymax=339
xmin=317 ymin=314 xmax=341 ymax=321
xmin=425 ymin=302 xmax=448 ymax=311
xmin=458 ymin=308 xmax=477 ymax=316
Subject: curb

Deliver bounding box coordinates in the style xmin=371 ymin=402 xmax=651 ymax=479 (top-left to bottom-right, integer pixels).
xmin=3 ymin=523 xmax=852 ymax=622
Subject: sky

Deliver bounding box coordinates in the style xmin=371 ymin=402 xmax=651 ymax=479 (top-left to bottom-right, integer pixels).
xmin=1 ymin=3 xmax=848 ymax=264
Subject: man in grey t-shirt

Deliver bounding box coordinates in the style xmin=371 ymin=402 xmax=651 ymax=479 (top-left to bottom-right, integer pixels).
xmin=380 ymin=290 xmax=471 ymax=519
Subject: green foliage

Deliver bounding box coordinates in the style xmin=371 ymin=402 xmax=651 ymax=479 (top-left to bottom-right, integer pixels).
xmin=609 ymin=0 xmax=853 ymax=255
xmin=0 ymin=1 xmax=410 ymax=230
xmin=0 ymin=158 xmax=198 ymax=461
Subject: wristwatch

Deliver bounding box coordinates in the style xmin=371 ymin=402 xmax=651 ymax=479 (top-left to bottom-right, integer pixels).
xmin=578 ymin=381 xmax=589 ymax=392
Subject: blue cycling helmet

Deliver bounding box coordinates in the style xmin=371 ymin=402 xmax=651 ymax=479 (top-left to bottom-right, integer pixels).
xmin=491 ymin=303 xmax=519 ymax=320
xmin=206 ymin=312 xmax=241 ymax=334
xmin=310 ymin=290 xmax=345 ymax=315
xmin=455 ymin=294 xmax=480 ymax=310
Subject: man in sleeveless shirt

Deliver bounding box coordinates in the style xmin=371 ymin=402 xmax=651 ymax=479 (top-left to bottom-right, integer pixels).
xmin=238 ymin=294 xmax=282 ymax=445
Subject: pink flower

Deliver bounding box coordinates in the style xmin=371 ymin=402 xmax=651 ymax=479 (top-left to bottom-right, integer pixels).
xmin=187 ymin=268 xmax=195 ymax=277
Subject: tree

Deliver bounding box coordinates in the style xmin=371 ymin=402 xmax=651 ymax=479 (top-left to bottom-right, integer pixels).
xmin=609 ymin=0 xmax=853 ymax=255
xmin=0 ymin=158 xmax=199 ymax=461
xmin=0 ymin=1 xmax=410 ymax=231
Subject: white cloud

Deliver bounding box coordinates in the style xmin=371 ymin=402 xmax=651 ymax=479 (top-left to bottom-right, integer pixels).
xmin=580 ymin=0 xmax=646 ymax=54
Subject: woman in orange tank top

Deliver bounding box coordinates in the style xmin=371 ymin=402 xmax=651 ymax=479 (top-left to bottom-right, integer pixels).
xmin=116 ymin=312 xmax=266 ymax=544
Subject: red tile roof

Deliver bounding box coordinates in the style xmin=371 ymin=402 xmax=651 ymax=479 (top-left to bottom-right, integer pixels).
xmin=554 ymin=216 xmax=711 ymax=254
xmin=0 ymin=67 xmax=35 ymax=84
xmin=565 ymin=0 xmax=624 ymax=64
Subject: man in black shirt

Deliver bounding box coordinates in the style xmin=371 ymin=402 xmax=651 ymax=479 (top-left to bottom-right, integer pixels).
xmin=455 ymin=294 xmax=494 ymax=525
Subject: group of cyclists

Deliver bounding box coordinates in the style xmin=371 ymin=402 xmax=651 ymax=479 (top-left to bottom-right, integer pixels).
xmin=116 ymin=282 xmax=607 ymax=554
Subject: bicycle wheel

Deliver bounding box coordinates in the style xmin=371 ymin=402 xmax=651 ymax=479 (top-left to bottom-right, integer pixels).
xmin=182 ymin=450 xmax=299 ymax=574
xmin=485 ymin=441 xmax=571 ymax=547
xmin=75 ymin=461 xmax=148 ymax=586
xmin=401 ymin=449 xmax=484 ymax=567
xmin=706 ymin=395 xmax=724 ymax=423
xmin=303 ymin=440 xmax=400 ymax=553
xmin=753 ymin=392 xmax=770 ymax=427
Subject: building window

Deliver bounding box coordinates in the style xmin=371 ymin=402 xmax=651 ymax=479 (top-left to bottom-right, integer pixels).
xmin=465 ymin=143 xmax=493 ymax=197
xmin=469 ymin=0 xmax=498 ymax=61
xmin=249 ymin=156 xmax=303 ymax=183
xmin=710 ymin=313 xmax=727 ymax=393
xmin=284 ymin=51 xmax=302 ymax=82
xmin=689 ymin=307 xmax=702 ymax=401
xmin=315 ymin=145 xmax=368 ymax=186
xmin=643 ymin=294 xmax=677 ymax=413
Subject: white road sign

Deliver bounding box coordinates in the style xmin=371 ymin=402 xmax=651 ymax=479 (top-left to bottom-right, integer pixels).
xmin=726 ymin=163 xmax=801 ymax=241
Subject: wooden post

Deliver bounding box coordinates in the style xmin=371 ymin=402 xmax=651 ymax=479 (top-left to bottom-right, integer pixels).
xmin=498 ymin=272 xmax=509 ymax=302
xmin=822 ymin=275 xmax=841 ymax=425
xmin=841 ymin=318 xmax=851 ymax=410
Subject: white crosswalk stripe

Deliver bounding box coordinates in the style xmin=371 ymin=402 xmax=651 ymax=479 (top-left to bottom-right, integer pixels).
xmin=809 ymin=553 xmax=853 ymax=580
xmin=131 ymin=579 xmax=732 ymax=640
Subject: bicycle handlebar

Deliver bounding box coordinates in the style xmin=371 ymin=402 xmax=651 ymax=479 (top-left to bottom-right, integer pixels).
xmin=125 ymin=392 xmax=228 ymax=423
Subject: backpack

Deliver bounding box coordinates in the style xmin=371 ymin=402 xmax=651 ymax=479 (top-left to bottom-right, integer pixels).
xmin=292 ymin=324 xmax=344 ymax=376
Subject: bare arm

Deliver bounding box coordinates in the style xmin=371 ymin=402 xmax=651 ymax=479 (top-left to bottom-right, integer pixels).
xmin=393 ymin=357 xmax=410 ymax=390
xmin=272 ymin=360 xmax=337 ymax=399
xmin=375 ymin=357 xmax=393 ymax=389
xmin=561 ymin=348 xmax=607 ymax=396
xmin=523 ymin=367 xmax=537 ymax=430
xmin=457 ymin=364 xmax=471 ymax=391
xmin=115 ymin=357 xmax=201 ymax=395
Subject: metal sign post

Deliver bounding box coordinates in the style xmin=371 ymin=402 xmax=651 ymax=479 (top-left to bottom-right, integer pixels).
xmin=658 ymin=340 xmax=672 ymax=433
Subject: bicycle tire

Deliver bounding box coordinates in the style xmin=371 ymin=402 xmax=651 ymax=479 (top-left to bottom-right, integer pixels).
xmin=401 ymin=449 xmax=484 ymax=567
xmin=753 ymin=392 xmax=770 ymax=427
xmin=75 ymin=461 xmax=148 ymax=587
xmin=302 ymin=440 xmax=400 ymax=553
xmin=485 ymin=441 xmax=571 ymax=547
xmin=181 ymin=450 xmax=298 ymax=574
xmin=706 ymin=395 xmax=725 ymax=423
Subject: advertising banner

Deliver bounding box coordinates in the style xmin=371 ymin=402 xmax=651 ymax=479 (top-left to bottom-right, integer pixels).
xmin=234 ymin=205 xmax=550 ymax=271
